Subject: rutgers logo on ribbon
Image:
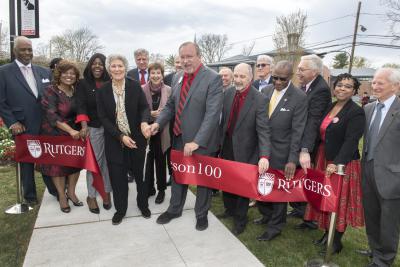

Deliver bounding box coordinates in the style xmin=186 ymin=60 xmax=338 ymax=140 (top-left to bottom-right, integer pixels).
xmin=258 ymin=173 xmax=275 ymax=196
xmin=27 ymin=140 xmax=42 ymax=158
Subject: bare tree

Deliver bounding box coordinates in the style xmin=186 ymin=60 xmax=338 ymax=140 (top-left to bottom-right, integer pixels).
xmin=50 ymin=27 xmax=104 ymax=62
xmin=149 ymin=53 xmax=164 ymax=65
xmin=272 ymin=10 xmax=307 ymax=62
xmin=0 ymin=23 xmax=10 ymax=59
xmin=241 ymin=41 xmax=255 ymax=56
xmin=35 ymin=42 xmax=49 ymax=58
xmin=352 ymin=56 xmax=371 ymax=68
xmin=382 ymin=0 xmax=400 ymax=41
xmin=196 ymin=33 xmax=231 ymax=63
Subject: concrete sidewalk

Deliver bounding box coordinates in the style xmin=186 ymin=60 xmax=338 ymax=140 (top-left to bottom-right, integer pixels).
xmin=23 ymin=171 xmax=264 ymax=267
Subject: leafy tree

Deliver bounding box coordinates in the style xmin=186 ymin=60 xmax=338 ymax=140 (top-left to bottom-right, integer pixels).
xmin=382 ymin=62 xmax=400 ymax=68
xmin=332 ymin=52 xmax=349 ymax=69
xmin=165 ymin=54 xmax=176 ymax=69
xmin=352 ymin=56 xmax=371 ymax=68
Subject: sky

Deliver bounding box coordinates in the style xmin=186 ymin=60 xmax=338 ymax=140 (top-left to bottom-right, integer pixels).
xmin=0 ymin=0 xmax=398 ymax=68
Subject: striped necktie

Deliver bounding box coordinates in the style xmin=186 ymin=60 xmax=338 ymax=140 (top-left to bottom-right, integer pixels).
xmin=173 ymin=74 xmax=192 ymax=136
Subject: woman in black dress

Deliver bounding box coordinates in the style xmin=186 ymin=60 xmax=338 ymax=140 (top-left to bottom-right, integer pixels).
xmin=37 ymin=60 xmax=85 ymax=213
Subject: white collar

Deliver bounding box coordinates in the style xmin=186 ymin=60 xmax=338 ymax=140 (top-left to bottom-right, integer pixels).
xmin=15 ymin=59 xmax=32 ymax=68
xmin=376 ymin=94 xmax=396 ymax=109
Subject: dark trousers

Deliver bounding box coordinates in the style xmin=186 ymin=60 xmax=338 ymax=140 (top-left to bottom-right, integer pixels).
xmin=167 ymin=135 xmax=212 ymax=218
xmin=362 ymin=160 xmax=400 ymax=267
xmin=257 ymin=201 xmax=287 ymax=234
xmin=145 ymin=132 xmax=166 ymax=192
xmin=289 ymin=202 xmax=306 ymax=216
xmin=221 ymin=135 xmax=249 ymax=228
xmin=22 ymin=162 xmax=57 ymax=200
xmin=108 ymin=147 xmax=149 ymax=216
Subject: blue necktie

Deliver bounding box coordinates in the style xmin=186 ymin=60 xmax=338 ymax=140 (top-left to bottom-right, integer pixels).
xmin=366 ymin=103 xmax=385 ymax=161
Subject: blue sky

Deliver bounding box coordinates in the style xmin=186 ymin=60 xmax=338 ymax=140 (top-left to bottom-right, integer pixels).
xmin=0 ymin=0 xmax=398 ymax=67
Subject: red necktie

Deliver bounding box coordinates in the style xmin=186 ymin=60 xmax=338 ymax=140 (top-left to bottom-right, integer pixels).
xmin=140 ymin=69 xmax=146 ymax=85
xmin=173 ymin=74 xmax=192 ymax=136
xmin=227 ymin=92 xmax=241 ymax=136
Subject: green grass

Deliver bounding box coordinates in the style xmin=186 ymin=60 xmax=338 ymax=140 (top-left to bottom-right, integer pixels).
xmin=0 ymin=165 xmax=44 ymax=267
xmin=209 ymin=193 xmax=400 ymax=267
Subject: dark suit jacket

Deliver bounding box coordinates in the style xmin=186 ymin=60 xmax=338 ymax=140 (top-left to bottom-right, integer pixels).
xmin=156 ymin=65 xmax=223 ymax=155
xmin=127 ymin=68 xmax=149 ymax=82
xmin=76 ymin=79 xmax=103 ymax=128
xmin=261 ymin=83 xmax=308 ymax=169
xmin=362 ymin=97 xmax=400 ymax=199
xmin=164 ymin=72 xmax=176 ymax=87
xmin=252 ymin=77 xmax=273 ymax=91
xmin=0 ymin=61 xmax=51 ymax=134
xmin=220 ymin=86 xmax=271 ymax=164
xmin=96 ymin=79 xmax=150 ymax=164
xmin=321 ymin=99 xmax=365 ymax=165
xmin=301 ymin=75 xmax=332 ymax=153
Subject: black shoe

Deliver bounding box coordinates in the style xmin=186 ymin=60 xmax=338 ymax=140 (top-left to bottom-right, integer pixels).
xmin=253 ymin=216 xmax=269 ymax=225
xmin=355 ymin=249 xmax=373 ymax=258
xmin=103 ymin=193 xmax=112 ymax=210
xmin=66 ymin=194 xmax=83 ymax=207
xmin=148 ymin=188 xmax=156 ymax=197
xmin=86 ymin=197 xmax=100 ymax=214
xmin=287 ymin=210 xmax=303 ymax=218
xmin=256 ymin=231 xmax=280 ymax=241
xmin=196 ymin=216 xmax=208 ymax=231
xmin=112 ymin=213 xmax=124 ymax=225
xmin=313 ymin=232 xmax=328 ymax=246
xmin=156 ymin=211 xmax=181 ymax=224
xmin=25 ymin=199 xmax=38 ymax=206
xmin=320 ymin=231 xmax=343 ymax=255
xmin=320 ymin=243 xmax=343 ymax=255
xmin=141 ymin=208 xmax=151 ymax=219
xmin=211 ymin=190 xmax=219 ymax=197
xmin=155 ymin=191 xmax=165 ymax=204
xmin=216 ymin=212 xmax=233 ymax=219
xmin=294 ymin=221 xmax=318 ymax=230
xmin=232 ymin=224 xmax=245 ymax=236
xmin=365 ymin=262 xmax=379 ymax=267
xmin=60 ymin=205 xmax=71 ymax=213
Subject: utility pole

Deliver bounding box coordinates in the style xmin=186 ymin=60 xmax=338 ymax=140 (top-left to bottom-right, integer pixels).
xmin=9 ymin=0 xmax=16 ymax=61
xmin=348 ymin=1 xmax=362 ymax=74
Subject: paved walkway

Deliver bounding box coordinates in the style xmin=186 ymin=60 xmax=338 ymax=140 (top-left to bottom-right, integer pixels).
xmin=23 ymin=171 xmax=264 ymax=267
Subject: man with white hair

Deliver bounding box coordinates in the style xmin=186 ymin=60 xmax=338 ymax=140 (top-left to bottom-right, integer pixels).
xmin=127 ymin=48 xmax=149 ymax=85
xmin=360 ymin=68 xmax=400 ymax=267
xmin=0 ymin=36 xmax=56 ymax=204
xmin=218 ymin=63 xmax=270 ymax=236
xmin=253 ymin=55 xmax=274 ymax=92
xmin=219 ymin=67 xmax=234 ymax=91
xmin=292 ymin=54 xmax=331 ymax=228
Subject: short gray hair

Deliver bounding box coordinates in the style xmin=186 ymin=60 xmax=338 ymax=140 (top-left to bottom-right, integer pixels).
xmin=376 ymin=67 xmax=400 ymax=84
xmin=134 ymin=48 xmax=149 ymax=59
xmin=234 ymin=63 xmax=253 ymax=80
xmin=106 ymin=54 xmax=129 ymax=74
xmin=274 ymin=60 xmax=293 ymax=77
xmin=13 ymin=36 xmax=32 ymax=52
xmin=300 ymin=54 xmax=323 ymax=74
xmin=179 ymin=41 xmax=201 ymax=57
xmin=256 ymin=55 xmax=274 ymax=67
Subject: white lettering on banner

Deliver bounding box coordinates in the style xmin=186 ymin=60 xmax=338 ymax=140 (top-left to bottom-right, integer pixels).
xmin=42 ymin=142 xmax=86 ymax=158
xmin=171 ymin=161 xmax=222 ymax=179
xmin=303 ymin=178 xmax=332 ymax=197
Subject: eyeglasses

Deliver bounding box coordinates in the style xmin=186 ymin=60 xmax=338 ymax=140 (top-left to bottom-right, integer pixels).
xmin=336 ymin=83 xmax=354 ymax=89
xmin=272 ymin=76 xmax=289 ymax=82
xmin=296 ymin=68 xmax=311 ymax=73
xmin=256 ymin=63 xmax=270 ymax=68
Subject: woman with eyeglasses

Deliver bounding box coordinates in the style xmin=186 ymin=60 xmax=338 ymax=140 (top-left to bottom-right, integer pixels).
xmin=304 ymin=73 xmax=365 ymax=255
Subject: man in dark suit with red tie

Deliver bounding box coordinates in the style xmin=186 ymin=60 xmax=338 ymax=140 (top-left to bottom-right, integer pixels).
xmin=127 ymin=48 xmax=149 ymax=86
xmin=294 ymin=54 xmax=332 ymax=229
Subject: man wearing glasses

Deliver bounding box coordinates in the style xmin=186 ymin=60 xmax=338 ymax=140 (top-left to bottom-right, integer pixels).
xmin=255 ymin=60 xmax=307 ymax=241
xmin=293 ymin=54 xmax=332 ymax=229
xmin=253 ymin=55 xmax=274 ymax=92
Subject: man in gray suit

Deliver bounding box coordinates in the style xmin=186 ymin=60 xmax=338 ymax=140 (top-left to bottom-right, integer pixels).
xmin=254 ymin=60 xmax=308 ymax=241
xmin=150 ymin=41 xmax=223 ymax=231
xmin=0 ymin=36 xmax=56 ymax=204
xmin=361 ymin=68 xmax=400 ymax=267
xmin=218 ymin=63 xmax=270 ymax=235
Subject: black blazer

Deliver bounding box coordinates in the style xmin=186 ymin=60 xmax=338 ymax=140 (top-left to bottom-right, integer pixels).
xmin=301 ymin=75 xmax=332 ymax=154
xmin=76 ymin=79 xmax=102 ymax=128
xmin=163 ymin=71 xmax=176 ymax=87
xmin=127 ymin=68 xmax=149 ymax=82
xmin=322 ymin=99 xmax=365 ymax=165
xmin=96 ymin=79 xmax=150 ymax=164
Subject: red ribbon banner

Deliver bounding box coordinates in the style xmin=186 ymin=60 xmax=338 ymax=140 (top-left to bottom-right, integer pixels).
xmin=171 ymin=150 xmax=342 ymax=213
xmin=15 ymin=134 xmax=106 ymax=199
